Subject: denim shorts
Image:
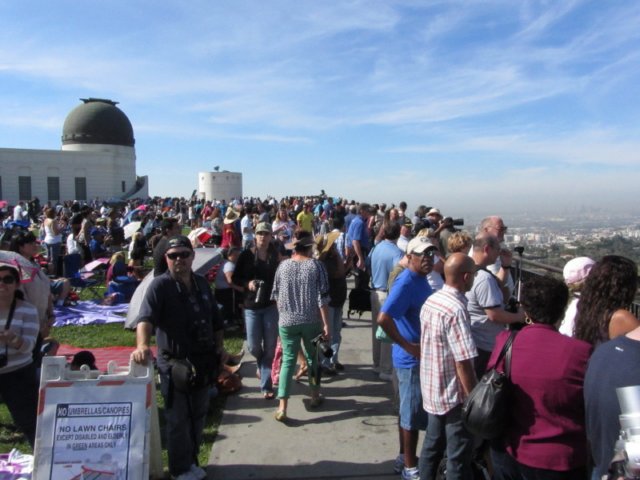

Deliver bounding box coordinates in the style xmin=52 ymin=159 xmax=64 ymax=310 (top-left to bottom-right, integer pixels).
xmin=395 ymin=365 xmax=428 ymax=431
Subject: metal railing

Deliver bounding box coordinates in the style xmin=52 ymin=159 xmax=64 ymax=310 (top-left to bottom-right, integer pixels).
xmin=515 ymin=257 xmax=640 ymax=319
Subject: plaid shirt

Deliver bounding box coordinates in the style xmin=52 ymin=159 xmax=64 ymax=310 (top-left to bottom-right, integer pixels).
xmin=420 ymin=285 xmax=477 ymax=415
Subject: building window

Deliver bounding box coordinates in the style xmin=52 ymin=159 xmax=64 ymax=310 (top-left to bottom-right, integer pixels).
xmin=47 ymin=177 xmax=60 ymax=201
xmin=122 ymin=181 xmax=126 ymax=193
xmin=18 ymin=176 xmax=31 ymax=200
xmin=75 ymin=177 xmax=87 ymax=201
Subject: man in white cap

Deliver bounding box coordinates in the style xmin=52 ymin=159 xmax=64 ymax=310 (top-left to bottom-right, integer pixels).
xmin=377 ymin=236 xmax=435 ymax=480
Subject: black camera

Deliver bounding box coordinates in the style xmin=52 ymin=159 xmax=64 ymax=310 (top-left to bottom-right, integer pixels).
xmin=443 ymin=217 xmax=464 ymax=227
xmin=505 ymin=297 xmax=519 ymax=314
xmin=0 ymin=353 xmax=7 ymax=369
xmin=311 ymin=334 xmax=333 ymax=358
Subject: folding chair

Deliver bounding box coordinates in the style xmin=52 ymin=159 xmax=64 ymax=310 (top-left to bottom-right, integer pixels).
xmin=63 ymin=253 xmax=102 ymax=299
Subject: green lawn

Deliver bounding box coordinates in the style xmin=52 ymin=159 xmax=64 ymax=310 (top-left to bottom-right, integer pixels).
xmin=0 ymin=297 xmax=245 ymax=475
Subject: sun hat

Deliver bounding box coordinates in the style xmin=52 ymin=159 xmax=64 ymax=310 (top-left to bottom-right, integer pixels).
xmin=286 ymin=234 xmax=315 ymax=250
xmin=223 ymin=209 xmax=240 ymax=224
xmin=315 ymin=231 xmax=340 ymax=256
xmin=563 ymin=257 xmax=595 ymax=285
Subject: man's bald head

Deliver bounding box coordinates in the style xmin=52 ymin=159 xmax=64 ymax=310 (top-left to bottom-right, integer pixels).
xmin=444 ymin=253 xmax=477 ymax=292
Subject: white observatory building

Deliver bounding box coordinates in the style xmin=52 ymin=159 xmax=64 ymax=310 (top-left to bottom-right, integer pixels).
xmin=0 ymin=98 xmax=148 ymax=203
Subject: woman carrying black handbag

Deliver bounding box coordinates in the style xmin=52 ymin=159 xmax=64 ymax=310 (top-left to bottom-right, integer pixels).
xmin=486 ymin=276 xmax=592 ymax=480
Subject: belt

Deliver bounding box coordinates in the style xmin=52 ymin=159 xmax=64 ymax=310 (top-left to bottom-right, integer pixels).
xmin=372 ymin=288 xmax=387 ymax=292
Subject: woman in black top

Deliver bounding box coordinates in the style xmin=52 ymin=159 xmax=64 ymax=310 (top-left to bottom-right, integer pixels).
xmin=232 ymin=222 xmax=280 ymax=399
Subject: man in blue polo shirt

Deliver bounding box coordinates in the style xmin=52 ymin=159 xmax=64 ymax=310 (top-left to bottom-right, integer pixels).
xmin=369 ymin=222 xmax=404 ymax=380
xmin=377 ymin=236 xmax=435 ymax=480
xmin=346 ymin=203 xmax=372 ymax=270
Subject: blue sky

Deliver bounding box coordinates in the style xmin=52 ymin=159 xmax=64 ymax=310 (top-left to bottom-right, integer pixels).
xmin=1 ymin=1 xmax=639 ymax=217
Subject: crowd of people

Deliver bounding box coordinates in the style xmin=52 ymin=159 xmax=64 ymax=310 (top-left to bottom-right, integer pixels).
xmin=1 ymin=194 xmax=639 ymax=480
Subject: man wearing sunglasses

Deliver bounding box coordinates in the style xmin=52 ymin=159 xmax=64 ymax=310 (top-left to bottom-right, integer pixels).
xmin=376 ymin=236 xmax=435 ymax=480
xmin=132 ymin=235 xmax=223 ymax=480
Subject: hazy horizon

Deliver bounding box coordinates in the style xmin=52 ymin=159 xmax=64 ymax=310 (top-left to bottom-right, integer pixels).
xmin=1 ymin=1 xmax=639 ymax=216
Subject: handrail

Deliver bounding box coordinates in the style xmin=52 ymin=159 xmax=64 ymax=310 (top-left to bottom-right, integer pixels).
xmin=514 ymin=257 xmax=640 ymax=319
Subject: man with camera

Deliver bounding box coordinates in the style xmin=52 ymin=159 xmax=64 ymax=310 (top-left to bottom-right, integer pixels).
xmin=132 ymin=235 xmax=224 ymax=480
xmin=478 ymin=216 xmax=514 ymax=296
xmin=466 ymin=233 xmax=524 ymax=379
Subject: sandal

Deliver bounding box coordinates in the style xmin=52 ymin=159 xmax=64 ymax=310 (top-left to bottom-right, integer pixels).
xmin=263 ymin=391 xmax=275 ymax=400
xmin=275 ymin=410 xmax=287 ymax=422
xmin=294 ymin=365 xmax=308 ymax=381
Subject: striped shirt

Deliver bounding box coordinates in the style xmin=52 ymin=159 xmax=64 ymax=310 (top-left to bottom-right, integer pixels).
xmin=0 ymin=299 xmax=40 ymax=374
xmin=420 ymin=285 xmax=477 ymax=415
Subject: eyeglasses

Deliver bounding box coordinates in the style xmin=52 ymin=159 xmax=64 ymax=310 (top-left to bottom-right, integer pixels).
xmin=166 ymin=251 xmax=192 ymax=260
xmin=0 ymin=275 xmax=17 ymax=285
xmin=413 ymin=249 xmax=435 ymax=258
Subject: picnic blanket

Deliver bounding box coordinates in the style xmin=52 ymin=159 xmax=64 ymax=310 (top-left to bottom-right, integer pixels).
xmin=56 ymin=344 xmax=158 ymax=371
xmin=53 ymin=301 xmax=129 ymax=327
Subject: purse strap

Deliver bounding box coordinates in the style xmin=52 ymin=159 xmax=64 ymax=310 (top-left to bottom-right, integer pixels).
xmin=494 ymin=330 xmax=518 ymax=378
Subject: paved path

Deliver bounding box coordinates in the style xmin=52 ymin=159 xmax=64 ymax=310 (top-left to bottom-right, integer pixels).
xmin=207 ymin=307 xmax=402 ymax=480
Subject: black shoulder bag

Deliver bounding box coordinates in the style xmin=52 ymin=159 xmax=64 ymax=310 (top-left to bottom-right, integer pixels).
xmin=461 ymin=330 xmax=518 ymax=439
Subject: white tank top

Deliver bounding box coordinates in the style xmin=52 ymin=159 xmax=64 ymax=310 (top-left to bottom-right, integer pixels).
xmin=44 ymin=221 xmax=62 ymax=244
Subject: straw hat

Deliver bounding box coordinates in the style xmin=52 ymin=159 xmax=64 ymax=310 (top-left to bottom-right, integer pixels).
xmin=285 ymin=235 xmax=315 ymax=250
xmin=223 ymin=209 xmax=240 ymax=224
xmin=315 ymin=232 xmax=340 ymax=256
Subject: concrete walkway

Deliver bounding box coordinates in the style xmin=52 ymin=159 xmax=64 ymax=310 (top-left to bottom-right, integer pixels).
xmin=207 ymin=308 xmax=402 ymax=480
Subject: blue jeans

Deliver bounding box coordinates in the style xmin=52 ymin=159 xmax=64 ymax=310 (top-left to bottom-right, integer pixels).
xmin=322 ymin=306 xmax=343 ymax=368
xmin=396 ymin=365 xmax=428 ymax=431
xmin=419 ymin=404 xmax=474 ymax=480
xmin=244 ymin=304 xmax=279 ymax=392
xmin=45 ymin=242 xmax=62 ymax=275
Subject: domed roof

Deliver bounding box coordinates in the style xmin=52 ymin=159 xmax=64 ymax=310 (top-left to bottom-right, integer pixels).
xmin=62 ymin=98 xmax=135 ymax=147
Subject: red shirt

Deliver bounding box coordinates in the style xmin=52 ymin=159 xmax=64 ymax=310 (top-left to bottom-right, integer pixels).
xmin=488 ymin=324 xmax=592 ymax=471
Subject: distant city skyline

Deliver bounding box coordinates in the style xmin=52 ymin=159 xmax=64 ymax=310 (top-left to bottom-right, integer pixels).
xmin=1 ymin=1 xmax=639 ymax=217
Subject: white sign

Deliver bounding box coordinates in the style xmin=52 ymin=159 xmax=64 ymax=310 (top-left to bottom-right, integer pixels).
xmin=34 ymin=358 xmax=152 ymax=480
xmin=50 ymin=402 xmax=132 ymax=479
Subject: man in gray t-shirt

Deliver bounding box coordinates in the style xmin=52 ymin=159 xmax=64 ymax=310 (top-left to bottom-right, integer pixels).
xmin=466 ymin=233 xmax=524 ymax=378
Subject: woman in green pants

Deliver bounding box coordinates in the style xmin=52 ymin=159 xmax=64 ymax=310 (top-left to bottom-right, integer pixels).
xmin=271 ymin=230 xmax=330 ymax=421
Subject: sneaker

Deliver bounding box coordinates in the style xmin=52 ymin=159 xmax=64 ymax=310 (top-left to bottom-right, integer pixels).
xmin=393 ymin=454 xmax=404 ymax=474
xmin=333 ymin=361 xmax=345 ymax=371
xmin=190 ymin=464 xmax=207 ymax=480
xmin=379 ymin=372 xmax=394 ymax=382
xmin=401 ymin=466 xmax=419 ymax=480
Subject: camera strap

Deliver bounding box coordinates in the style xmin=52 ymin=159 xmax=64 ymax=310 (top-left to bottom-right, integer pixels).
xmin=3 ymin=298 xmax=18 ymax=358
